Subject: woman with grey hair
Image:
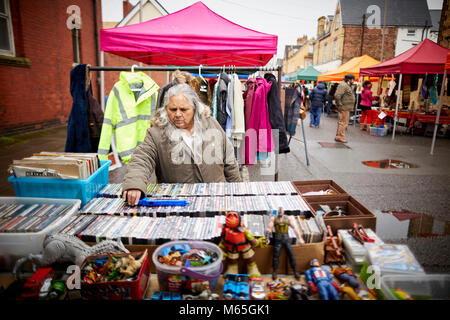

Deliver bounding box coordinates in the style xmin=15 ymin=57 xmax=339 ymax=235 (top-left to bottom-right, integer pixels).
xmin=122 ymin=83 xmax=241 ymax=206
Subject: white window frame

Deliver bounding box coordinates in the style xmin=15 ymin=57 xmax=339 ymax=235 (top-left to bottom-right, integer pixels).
xmin=0 ymin=0 xmax=15 ymax=57
xmin=407 ymin=29 xmax=416 ymax=37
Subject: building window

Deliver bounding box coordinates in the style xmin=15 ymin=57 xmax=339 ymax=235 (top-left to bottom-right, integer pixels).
xmin=323 ymin=43 xmax=327 ymax=63
xmin=333 ymin=40 xmax=337 ymax=60
xmin=0 ymin=0 xmax=15 ymax=56
xmin=309 ymin=45 xmax=313 ymax=54
xmin=407 ymin=29 xmax=416 ymax=37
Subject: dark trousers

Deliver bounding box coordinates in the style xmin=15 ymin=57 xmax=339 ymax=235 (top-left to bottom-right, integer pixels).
xmin=273 ymin=235 xmax=297 ymax=271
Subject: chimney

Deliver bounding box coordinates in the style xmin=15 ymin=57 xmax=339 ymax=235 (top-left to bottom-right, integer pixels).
xmin=296 ymin=35 xmax=308 ymax=46
xmin=317 ymin=16 xmax=326 ymax=38
xmin=123 ymin=0 xmax=133 ymax=18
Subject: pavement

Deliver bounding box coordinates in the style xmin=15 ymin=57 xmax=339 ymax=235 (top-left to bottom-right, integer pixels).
xmin=1 ymin=114 xmax=449 ymax=272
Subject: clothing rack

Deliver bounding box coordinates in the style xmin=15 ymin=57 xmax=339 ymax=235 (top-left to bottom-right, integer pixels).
xmin=88 ymin=65 xmax=307 ymax=181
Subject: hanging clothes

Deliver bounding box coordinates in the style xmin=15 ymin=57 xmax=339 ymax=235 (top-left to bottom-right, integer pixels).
xmin=98 ymin=71 xmax=159 ymax=164
xmin=217 ymin=72 xmax=230 ymax=131
xmin=211 ymin=75 xmax=220 ymax=119
xmin=231 ymin=73 xmax=245 ymax=146
xmin=226 ymin=73 xmax=234 ymax=137
xmin=243 ymin=77 xmax=274 ymax=165
xmin=264 ymin=73 xmax=290 ymax=154
xmin=156 ymin=70 xmax=194 ymax=109
xmin=243 ymin=78 xmax=257 ymax=132
xmin=65 ymin=64 xmax=93 ymax=153
xmin=190 ymin=75 xmax=212 ymax=106
xmin=284 ymin=86 xmax=301 ymax=137
xmin=429 ymin=74 xmax=439 ymax=105
xmin=86 ymin=85 xmax=104 ymax=153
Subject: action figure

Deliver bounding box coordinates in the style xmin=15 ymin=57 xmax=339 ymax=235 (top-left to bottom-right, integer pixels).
xmin=266 ymin=208 xmax=304 ymax=280
xmin=305 ymin=259 xmax=340 ymax=300
xmin=331 ymin=267 xmax=372 ymax=300
xmin=219 ymin=212 xmax=266 ymax=278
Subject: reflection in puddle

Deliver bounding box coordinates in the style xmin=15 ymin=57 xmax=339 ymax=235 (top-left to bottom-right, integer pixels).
xmin=374 ymin=210 xmax=449 ymax=240
xmin=362 ymin=159 xmax=419 ymax=169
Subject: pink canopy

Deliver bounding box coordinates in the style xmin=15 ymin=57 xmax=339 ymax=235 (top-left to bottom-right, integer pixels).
xmin=100 ymin=1 xmax=277 ymax=66
xmin=360 ymin=39 xmax=450 ymax=76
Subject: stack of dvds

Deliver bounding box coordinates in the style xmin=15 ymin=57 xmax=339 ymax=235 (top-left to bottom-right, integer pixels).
xmin=81 ymin=195 xmax=311 ymax=217
xmin=97 ymin=184 xmax=122 ymax=198
xmin=0 ymin=203 xmax=74 ymax=233
xmin=57 ymin=212 xmax=276 ymax=245
xmin=97 ymin=181 xmax=299 ymax=198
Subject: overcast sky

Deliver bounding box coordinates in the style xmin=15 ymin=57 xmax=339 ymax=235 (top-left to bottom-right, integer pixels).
xmin=102 ymin=0 xmax=444 ymax=59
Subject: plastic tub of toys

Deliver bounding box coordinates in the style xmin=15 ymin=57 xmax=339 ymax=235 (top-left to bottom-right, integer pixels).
xmin=79 ymin=250 xmax=150 ymax=300
xmin=152 ymin=240 xmax=223 ymax=292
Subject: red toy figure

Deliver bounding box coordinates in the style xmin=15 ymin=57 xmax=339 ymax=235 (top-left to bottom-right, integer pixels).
xmin=219 ymin=212 xmax=266 ymax=278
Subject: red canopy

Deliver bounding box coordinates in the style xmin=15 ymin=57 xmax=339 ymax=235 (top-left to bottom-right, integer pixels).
xmin=360 ymin=39 xmax=450 ymax=76
xmin=100 ymin=1 xmax=277 ymax=66
xmin=446 ymin=52 xmax=450 ymax=71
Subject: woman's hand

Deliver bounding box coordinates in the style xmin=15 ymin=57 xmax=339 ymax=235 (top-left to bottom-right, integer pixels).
xmin=122 ymin=189 xmax=142 ymax=206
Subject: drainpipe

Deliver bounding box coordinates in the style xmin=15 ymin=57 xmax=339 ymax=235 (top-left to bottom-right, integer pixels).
xmin=93 ymin=0 xmax=100 ymax=101
xmin=360 ymin=14 xmax=366 ymax=56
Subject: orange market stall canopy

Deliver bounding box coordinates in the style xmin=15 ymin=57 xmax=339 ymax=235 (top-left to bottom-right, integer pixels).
xmin=317 ymin=55 xmax=380 ymax=82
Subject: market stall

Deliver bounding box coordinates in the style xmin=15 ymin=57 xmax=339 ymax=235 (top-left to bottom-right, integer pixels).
xmin=317 ymin=55 xmax=380 ymax=82
xmin=296 ymin=66 xmax=321 ymax=82
xmin=360 ymin=39 xmax=450 ymax=143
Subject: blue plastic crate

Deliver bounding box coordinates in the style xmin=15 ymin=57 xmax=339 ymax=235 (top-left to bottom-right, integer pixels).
xmin=8 ymin=160 xmax=111 ymax=206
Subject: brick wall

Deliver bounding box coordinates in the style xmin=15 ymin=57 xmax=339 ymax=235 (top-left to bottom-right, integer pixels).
xmin=0 ymin=0 xmax=102 ymax=136
xmin=438 ymin=0 xmax=450 ymax=49
xmin=342 ymin=26 xmax=398 ymax=63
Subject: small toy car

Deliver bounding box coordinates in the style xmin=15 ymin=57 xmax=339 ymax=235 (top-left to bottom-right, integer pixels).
xmin=171 ymin=292 xmax=182 ymax=300
xmin=21 ymin=268 xmax=54 ymax=299
xmin=162 ymin=291 xmax=171 ymax=300
xmin=250 ymin=278 xmax=266 ymax=300
xmin=151 ymin=290 xmax=162 ymax=300
xmin=223 ymin=274 xmax=237 ymax=300
xmin=236 ymin=274 xmax=250 ymax=300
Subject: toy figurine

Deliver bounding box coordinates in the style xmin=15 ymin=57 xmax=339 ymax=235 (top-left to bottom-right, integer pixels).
xmin=13 ymin=234 xmax=129 ymax=278
xmin=324 ymin=225 xmax=345 ymax=265
xmin=219 ymin=212 xmax=266 ymax=278
xmin=117 ymin=250 xmax=148 ymax=279
xmin=331 ymin=267 xmax=372 ymax=300
xmin=305 ymin=259 xmax=340 ymax=300
xmin=266 ymin=208 xmax=304 ymax=280
xmin=287 ymin=281 xmax=311 ymax=300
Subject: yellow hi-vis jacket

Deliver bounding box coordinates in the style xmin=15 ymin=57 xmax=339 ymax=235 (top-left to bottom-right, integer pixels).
xmin=98 ymin=72 xmax=159 ymax=164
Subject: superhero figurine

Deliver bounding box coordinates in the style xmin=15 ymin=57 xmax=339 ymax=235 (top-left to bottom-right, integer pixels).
xmin=266 ymin=208 xmax=304 ymax=280
xmin=219 ymin=212 xmax=266 ymax=278
xmin=331 ymin=267 xmax=372 ymax=300
xmin=305 ymin=259 xmax=340 ymax=300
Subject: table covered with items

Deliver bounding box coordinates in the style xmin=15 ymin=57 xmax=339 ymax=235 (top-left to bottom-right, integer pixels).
xmin=0 ymin=155 xmax=449 ymax=301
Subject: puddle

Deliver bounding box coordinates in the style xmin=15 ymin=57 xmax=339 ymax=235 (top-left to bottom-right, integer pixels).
xmin=319 ymin=142 xmax=351 ymax=149
xmin=373 ymin=210 xmax=449 ymax=240
xmin=362 ymin=159 xmax=419 ymax=169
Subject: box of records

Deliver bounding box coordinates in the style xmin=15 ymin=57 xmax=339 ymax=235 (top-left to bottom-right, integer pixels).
xmin=8 ymin=159 xmax=111 ymax=206
xmin=0 ymin=197 xmax=80 ymax=270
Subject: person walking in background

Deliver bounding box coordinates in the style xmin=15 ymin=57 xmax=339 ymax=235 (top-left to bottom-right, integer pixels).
xmin=302 ymin=86 xmax=310 ymax=111
xmin=359 ymin=81 xmax=379 ymax=131
xmin=334 ymin=74 xmax=356 ymax=143
xmin=308 ymin=81 xmax=327 ymax=128
xmin=326 ymin=83 xmax=338 ymax=116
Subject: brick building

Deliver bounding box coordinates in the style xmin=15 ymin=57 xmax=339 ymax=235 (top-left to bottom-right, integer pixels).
xmin=313 ymin=0 xmax=434 ymax=73
xmin=438 ymin=0 xmax=449 ymax=48
xmin=282 ymin=35 xmax=314 ymax=76
xmin=0 ymin=0 xmax=102 ymax=136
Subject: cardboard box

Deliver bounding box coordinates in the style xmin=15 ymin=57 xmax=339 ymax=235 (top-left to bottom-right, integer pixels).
xmin=306 ymin=195 xmax=376 ymax=233
xmin=286 ymin=242 xmax=325 ymax=273
xmin=291 ymin=180 xmax=348 ymax=196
